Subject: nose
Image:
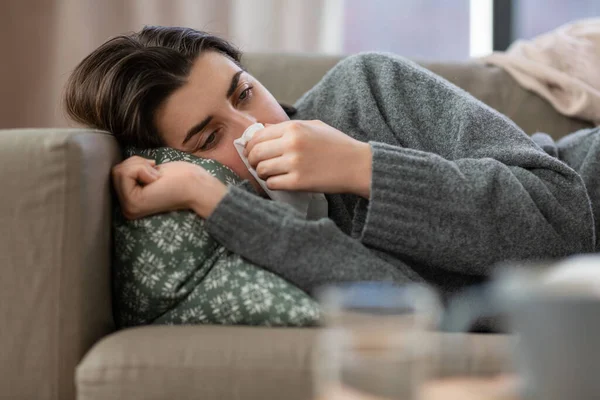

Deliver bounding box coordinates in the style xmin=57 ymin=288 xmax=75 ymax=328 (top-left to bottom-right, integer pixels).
xmin=233 ymin=111 xmax=258 ymax=134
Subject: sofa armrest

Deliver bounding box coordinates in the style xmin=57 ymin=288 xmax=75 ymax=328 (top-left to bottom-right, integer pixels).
xmin=0 ymin=129 xmax=121 ymax=400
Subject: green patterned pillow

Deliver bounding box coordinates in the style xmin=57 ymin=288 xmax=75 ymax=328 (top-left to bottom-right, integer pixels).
xmin=113 ymin=147 xmax=321 ymax=328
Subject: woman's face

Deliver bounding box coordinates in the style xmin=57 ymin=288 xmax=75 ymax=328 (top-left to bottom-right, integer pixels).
xmin=155 ymin=51 xmax=290 ymax=193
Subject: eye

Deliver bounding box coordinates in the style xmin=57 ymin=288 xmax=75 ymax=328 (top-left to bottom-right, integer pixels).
xmin=238 ymin=86 xmax=253 ymax=102
xmin=197 ymin=131 xmax=219 ymax=151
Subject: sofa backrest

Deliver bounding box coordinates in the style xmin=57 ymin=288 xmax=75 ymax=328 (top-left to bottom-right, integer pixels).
xmin=242 ymin=53 xmax=592 ymax=139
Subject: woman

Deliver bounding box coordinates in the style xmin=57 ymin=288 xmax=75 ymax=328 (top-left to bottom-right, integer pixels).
xmin=64 ymin=26 xmax=598 ymax=299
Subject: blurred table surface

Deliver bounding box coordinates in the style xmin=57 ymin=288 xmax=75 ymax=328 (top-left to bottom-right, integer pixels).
xmin=317 ymin=375 xmax=519 ymax=400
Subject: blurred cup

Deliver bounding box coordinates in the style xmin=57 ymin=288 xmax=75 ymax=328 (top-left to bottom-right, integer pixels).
xmin=507 ymin=256 xmax=600 ymax=400
xmin=313 ymin=282 xmax=441 ymax=400
xmin=442 ymin=254 xmax=600 ymax=400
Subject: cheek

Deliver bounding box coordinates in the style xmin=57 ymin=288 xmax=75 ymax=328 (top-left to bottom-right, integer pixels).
xmin=260 ymin=101 xmax=289 ymax=125
xmin=210 ymin=140 xmax=265 ymax=196
xmin=229 ymin=155 xmax=254 ymax=181
xmin=253 ymin=87 xmax=290 ymax=125
xmin=213 ymin=142 xmax=253 ymax=181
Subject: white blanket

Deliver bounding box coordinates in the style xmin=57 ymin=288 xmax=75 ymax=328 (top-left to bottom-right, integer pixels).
xmin=481 ymin=18 xmax=600 ymax=125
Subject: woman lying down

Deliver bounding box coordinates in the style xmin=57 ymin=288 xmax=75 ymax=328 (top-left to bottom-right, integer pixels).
xmin=64 ymin=26 xmax=599 ymax=328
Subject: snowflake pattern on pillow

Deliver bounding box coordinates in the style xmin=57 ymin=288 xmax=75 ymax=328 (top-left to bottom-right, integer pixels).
xmin=113 ymin=147 xmax=321 ymax=328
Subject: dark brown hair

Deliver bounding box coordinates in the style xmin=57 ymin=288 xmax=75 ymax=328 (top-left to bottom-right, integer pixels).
xmin=64 ymin=26 xmax=243 ymax=148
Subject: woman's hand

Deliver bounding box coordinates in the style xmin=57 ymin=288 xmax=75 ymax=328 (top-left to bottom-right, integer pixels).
xmin=111 ymin=156 xmax=227 ymax=220
xmin=244 ymin=120 xmax=372 ymax=198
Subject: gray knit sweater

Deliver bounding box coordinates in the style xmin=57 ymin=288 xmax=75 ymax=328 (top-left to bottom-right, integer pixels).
xmin=205 ymin=53 xmax=596 ymax=298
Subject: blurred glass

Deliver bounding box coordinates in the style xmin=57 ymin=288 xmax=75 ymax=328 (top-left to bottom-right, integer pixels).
xmin=342 ymin=0 xmax=471 ymax=61
xmin=418 ymin=333 xmax=517 ymax=400
xmin=513 ymin=0 xmax=600 ymax=39
xmin=313 ymin=282 xmax=441 ymax=400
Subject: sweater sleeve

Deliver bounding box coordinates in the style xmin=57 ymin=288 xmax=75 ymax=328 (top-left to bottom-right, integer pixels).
xmin=204 ymin=183 xmax=420 ymax=294
xmin=293 ymin=52 xmax=595 ymax=275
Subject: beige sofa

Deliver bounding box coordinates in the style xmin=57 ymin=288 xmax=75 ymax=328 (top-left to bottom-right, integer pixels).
xmin=0 ymin=53 xmax=592 ymax=400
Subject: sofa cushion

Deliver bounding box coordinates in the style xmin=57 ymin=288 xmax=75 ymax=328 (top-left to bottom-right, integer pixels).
xmin=76 ymin=326 xmax=513 ymax=400
xmin=76 ymin=326 xmax=319 ymax=400
xmin=113 ymin=147 xmax=321 ymax=328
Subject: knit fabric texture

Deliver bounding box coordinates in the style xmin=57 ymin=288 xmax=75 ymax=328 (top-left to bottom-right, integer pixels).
xmin=205 ymin=53 xmax=596 ymax=298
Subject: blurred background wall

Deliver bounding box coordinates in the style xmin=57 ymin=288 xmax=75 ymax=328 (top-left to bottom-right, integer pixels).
xmin=1 ymin=0 xmax=598 ymax=129
xmin=0 ymin=0 xmax=343 ymax=129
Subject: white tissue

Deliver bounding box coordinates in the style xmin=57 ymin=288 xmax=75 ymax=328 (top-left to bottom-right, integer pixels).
xmin=234 ymin=123 xmax=328 ymax=220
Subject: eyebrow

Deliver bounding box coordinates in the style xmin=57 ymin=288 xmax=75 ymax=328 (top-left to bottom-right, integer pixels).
xmin=181 ymin=70 xmax=245 ymax=146
xmin=227 ymin=70 xmax=244 ymax=98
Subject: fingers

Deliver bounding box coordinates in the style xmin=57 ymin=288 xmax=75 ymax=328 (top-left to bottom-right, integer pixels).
xmin=247 ymin=139 xmax=286 ymax=168
xmin=136 ymin=165 xmax=161 ymax=184
xmin=114 ymin=160 xmax=159 ymax=186
xmin=244 ymin=124 xmax=284 ymax=156
xmin=255 ymin=156 xmax=288 ymax=180
xmin=112 ymin=156 xmax=160 ymax=219
xmin=112 ymin=162 xmax=157 ymax=197
xmin=265 ymin=173 xmax=298 ymax=191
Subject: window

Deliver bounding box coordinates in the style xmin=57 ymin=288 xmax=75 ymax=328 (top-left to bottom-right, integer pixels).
xmin=341 ymin=0 xmax=600 ymax=59
xmin=513 ymin=0 xmax=600 ymax=40
xmin=342 ymin=0 xmax=472 ymax=61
